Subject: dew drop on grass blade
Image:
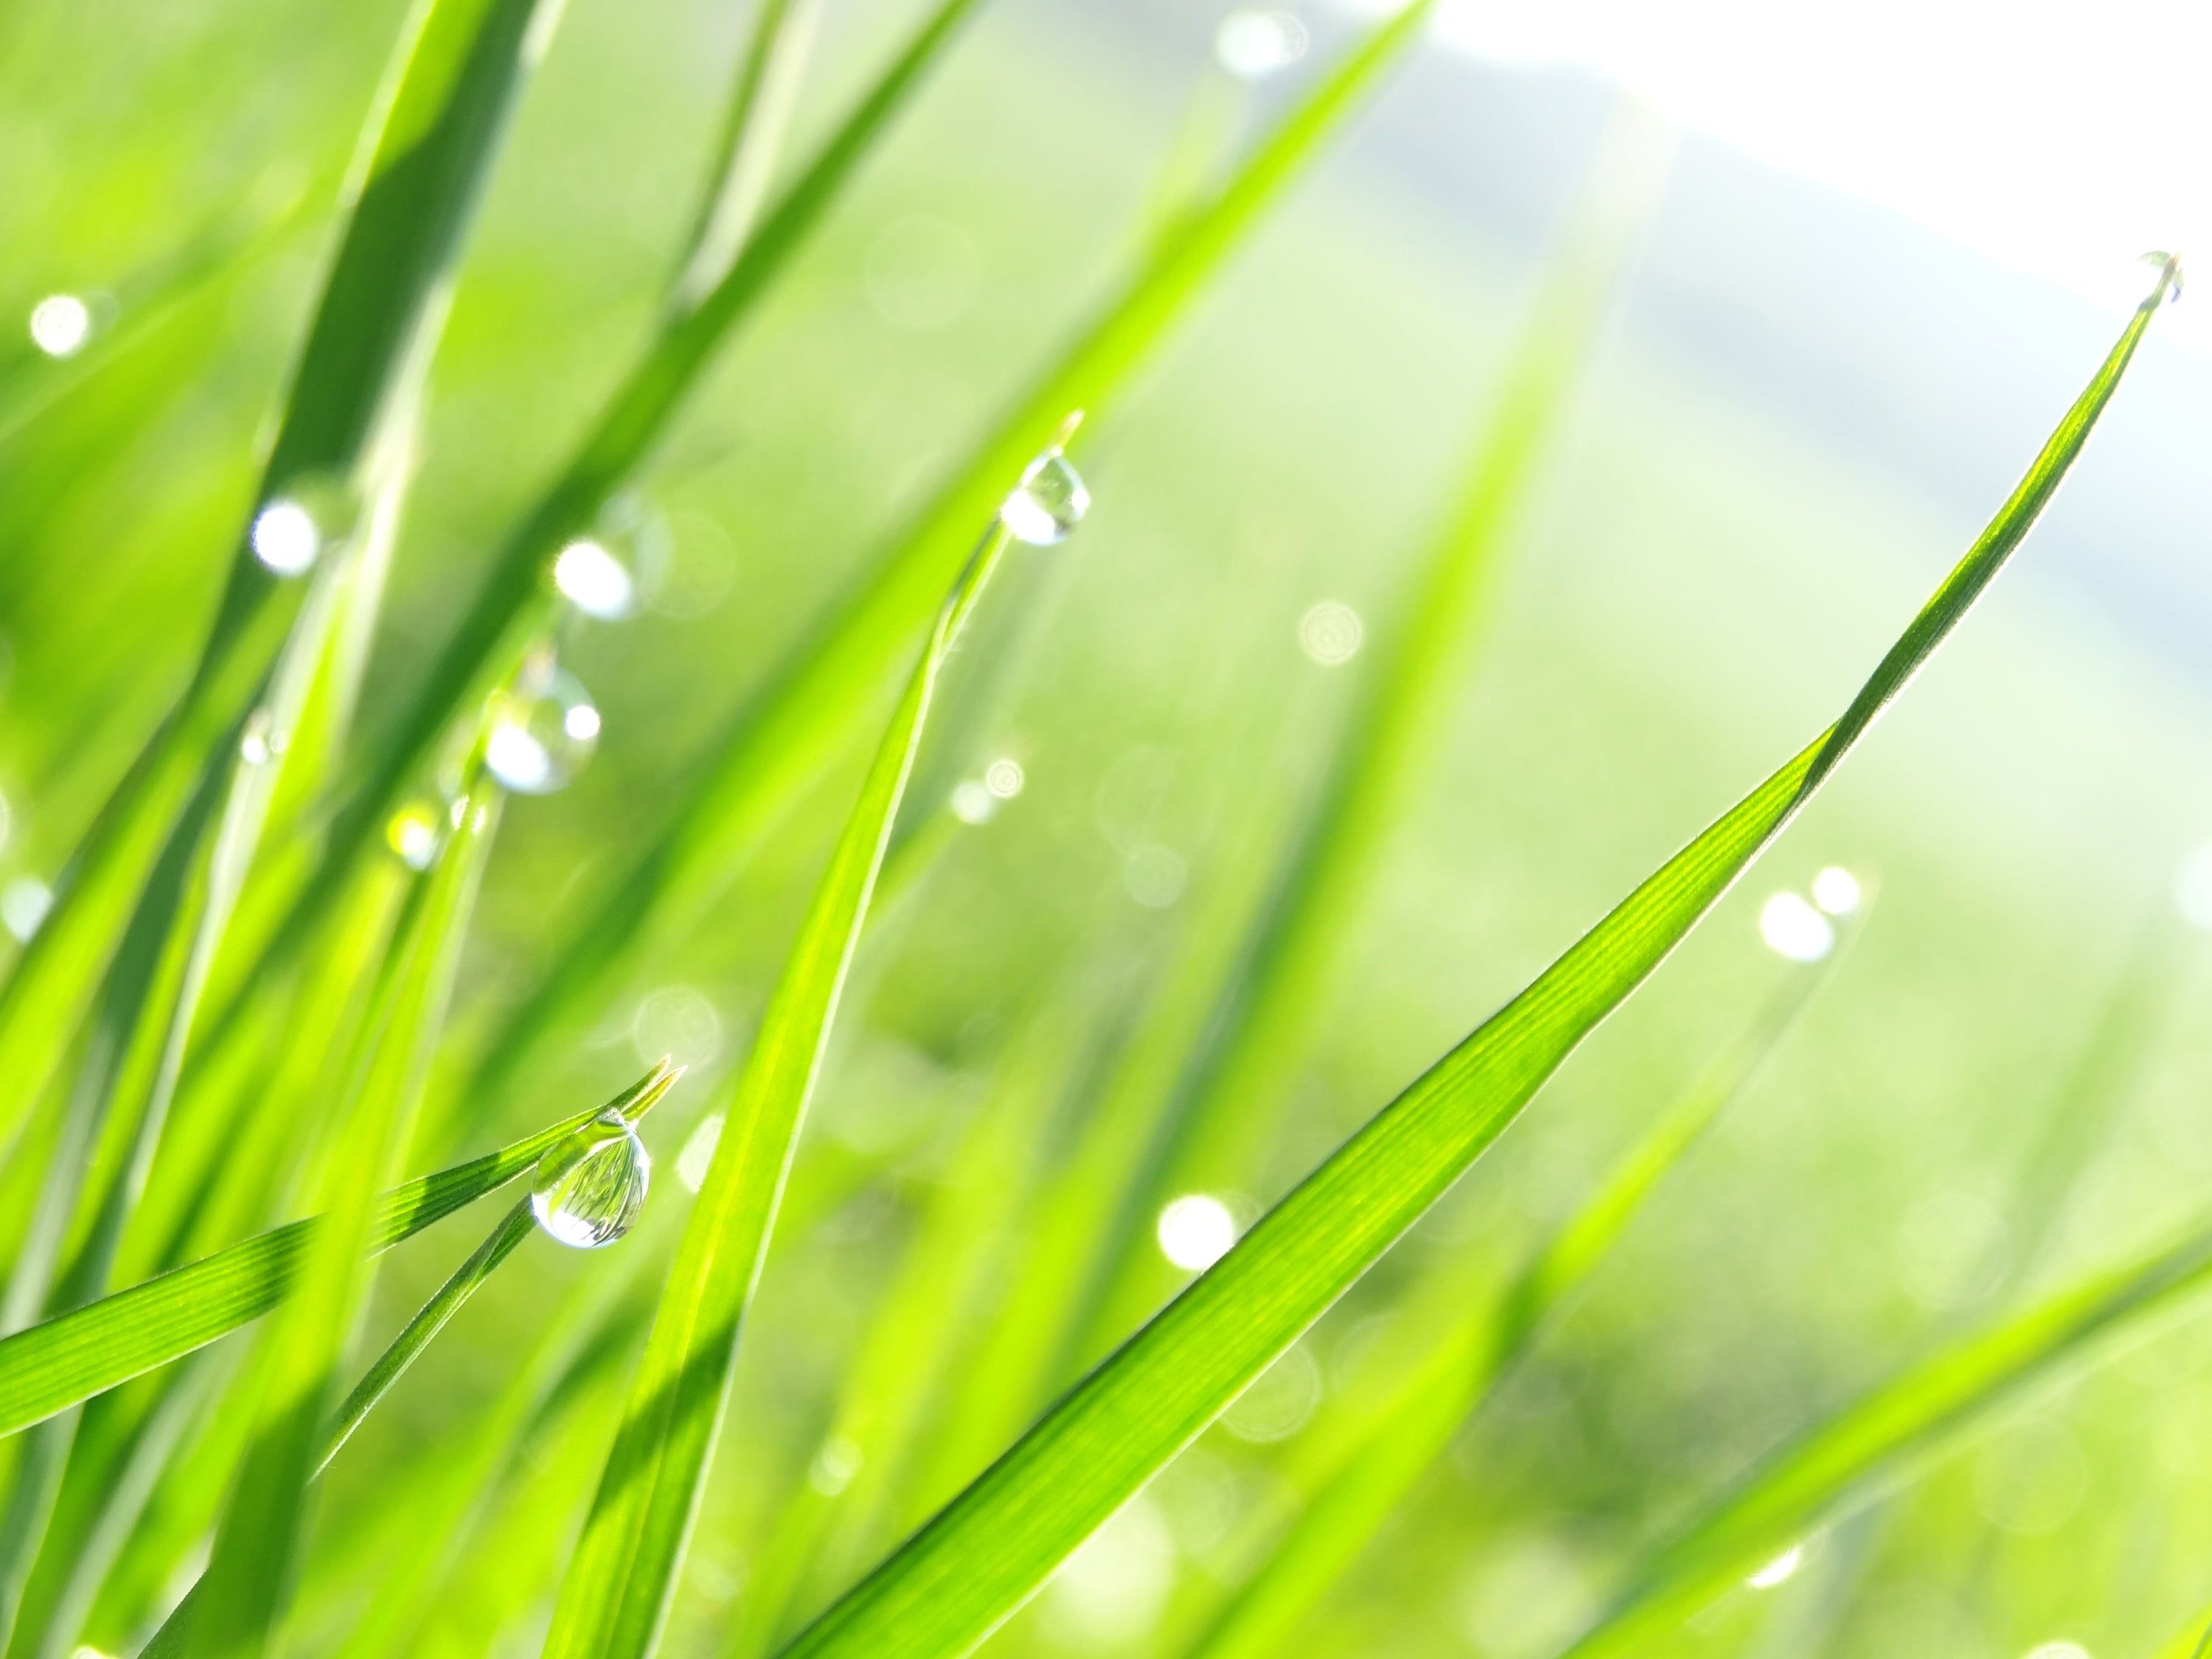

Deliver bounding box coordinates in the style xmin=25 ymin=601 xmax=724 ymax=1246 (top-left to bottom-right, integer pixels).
xmin=773 ymin=257 xmax=2180 ymax=1659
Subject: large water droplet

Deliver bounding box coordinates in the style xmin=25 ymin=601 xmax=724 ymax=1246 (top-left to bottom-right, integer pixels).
xmin=485 ymin=658 xmax=600 ymax=795
xmin=2141 ymin=251 xmax=2184 ymax=306
xmin=1000 ymin=450 xmax=1090 ymax=546
xmin=531 ymin=1109 xmax=650 ymax=1248
xmin=251 ymin=474 xmax=361 ymax=577
xmin=28 ymin=293 xmax=93 ymax=358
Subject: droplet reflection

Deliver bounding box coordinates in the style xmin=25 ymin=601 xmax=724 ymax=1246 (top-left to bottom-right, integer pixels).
xmin=1745 ymin=1543 xmax=1804 ymax=1588
xmin=530 ymin=1110 xmax=650 ymax=1248
xmin=485 ymin=657 xmax=599 ymax=795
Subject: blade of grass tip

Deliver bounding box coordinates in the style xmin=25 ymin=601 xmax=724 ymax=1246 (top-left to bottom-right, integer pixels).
xmin=728 ymin=973 xmax=1124 ymax=1658
xmin=172 ymin=779 xmax=504 ymax=1659
xmin=1557 ymin=1202 xmax=2212 ymax=1658
xmin=0 ymin=0 xmax=564 ymax=1157
xmin=1085 ymin=97 xmax=1676 ymax=1354
xmin=0 ymin=1061 xmax=675 ymax=1449
xmin=1180 ymin=944 xmax=1842 ymax=1659
xmin=203 ymin=0 xmax=989 ymax=1096
xmin=773 ymin=257 xmax=2180 ymax=1659
xmin=465 ymin=0 xmax=1441 ymax=1120
xmin=667 ymin=0 xmax=826 ymax=313
xmin=540 ymin=465 xmax=1042 ymax=1659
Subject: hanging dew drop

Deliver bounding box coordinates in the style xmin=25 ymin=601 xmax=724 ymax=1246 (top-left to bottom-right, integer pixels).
xmin=999 ymin=449 xmax=1090 ymax=546
xmin=530 ymin=1109 xmax=650 ymax=1248
xmin=485 ymin=656 xmax=600 ymax=795
xmin=251 ymin=473 xmax=361 ymax=577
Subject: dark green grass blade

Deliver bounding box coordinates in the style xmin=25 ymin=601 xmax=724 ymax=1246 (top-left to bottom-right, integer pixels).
xmin=540 ymin=517 xmax=1026 ymax=1659
xmin=0 ymin=1065 xmax=669 ymax=1442
xmin=773 ymin=259 xmax=2177 ymax=1659
xmin=1559 ymin=1209 xmax=2212 ymax=1657
xmin=0 ymin=0 xmax=561 ymax=1151
xmin=469 ymin=0 xmax=1443 ymax=1111
xmin=1083 ymin=102 xmax=1673 ymax=1349
xmin=1184 ymin=959 xmax=1831 ymax=1659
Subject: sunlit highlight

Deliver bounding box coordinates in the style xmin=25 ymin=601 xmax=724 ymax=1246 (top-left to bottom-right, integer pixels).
xmin=1759 ymin=891 xmax=1834 ymax=961
xmin=29 ymin=293 xmax=91 ymax=358
xmin=1810 ymin=865 xmax=1861 ymax=917
xmin=1157 ymin=1194 xmax=1237 ymax=1270
xmin=553 ymin=538 xmax=637 ymax=620
xmin=1745 ymin=1543 xmax=1803 ymax=1588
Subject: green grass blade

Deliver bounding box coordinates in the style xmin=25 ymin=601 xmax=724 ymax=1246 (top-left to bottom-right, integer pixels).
xmin=1559 ymin=1209 xmax=2212 ymax=1657
xmin=470 ymin=0 xmax=1441 ymax=1110
xmin=541 ymin=507 xmax=1029 ymax=1659
xmin=772 ymin=257 xmax=2178 ymax=1659
xmin=1183 ymin=958 xmax=1832 ymax=1659
xmin=0 ymin=1065 xmax=669 ymax=1444
xmin=1084 ymin=102 xmax=1673 ymax=1347
xmin=0 ymin=0 xmax=560 ymax=1152
xmin=667 ymin=0 xmax=824 ymax=312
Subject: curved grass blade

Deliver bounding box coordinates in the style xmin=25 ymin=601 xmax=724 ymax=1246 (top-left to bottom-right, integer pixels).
xmin=773 ymin=257 xmax=2180 ymax=1659
xmin=0 ymin=1063 xmax=675 ymax=1444
xmin=540 ymin=498 xmax=1033 ymax=1659
xmin=1559 ymin=1208 xmax=2212 ymax=1658
xmin=0 ymin=0 xmax=563 ymax=1154
xmin=1083 ymin=100 xmax=1675 ymax=1352
xmin=469 ymin=0 xmax=1443 ymax=1115
xmin=1182 ymin=955 xmax=1832 ymax=1659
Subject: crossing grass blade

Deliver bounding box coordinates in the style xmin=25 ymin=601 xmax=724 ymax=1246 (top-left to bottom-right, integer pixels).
xmin=772 ymin=257 xmax=2180 ymax=1659
xmin=468 ymin=0 xmax=1444 ymax=1114
xmin=1559 ymin=1206 xmax=2212 ymax=1657
xmin=1083 ymin=100 xmax=1675 ymax=1349
xmin=0 ymin=1061 xmax=673 ymax=1445
xmin=0 ymin=0 xmax=563 ymax=1155
xmin=1180 ymin=958 xmax=1832 ymax=1659
xmin=540 ymin=501 xmax=1032 ymax=1659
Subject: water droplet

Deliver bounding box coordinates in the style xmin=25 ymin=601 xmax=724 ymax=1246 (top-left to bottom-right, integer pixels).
xmin=1809 ymin=865 xmax=1861 ymax=917
xmin=999 ymin=450 xmax=1090 ymax=546
xmin=385 ymin=801 xmax=442 ymax=870
xmin=239 ymin=709 xmax=280 ymax=767
xmin=1156 ymin=1194 xmax=1237 ymax=1270
xmin=1745 ymin=1543 xmax=1804 ymax=1588
xmin=1758 ymin=891 xmax=1834 ymax=961
xmin=1298 ymin=600 xmax=1363 ymax=665
xmin=2140 ymin=251 xmax=2184 ymax=306
xmin=28 ymin=293 xmax=91 ymax=358
xmin=950 ymin=779 xmax=998 ymax=824
xmin=551 ymin=538 xmax=637 ymax=621
xmin=485 ymin=658 xmax=599 ymax=795
xmin=251 ymin=475 xmax=361 ymax=577
xmin=808 ymin=1436 xmax=864 ymax=1495
xmin=0 ymin=877 xmax=52 ymax=942
xmin=984 ymin=757 xmax=1025 ymax=799
xmin=1215 ymin=10 xmax=1308 ymax=79
xmin=530 ymin=1109 xmax=650 ymax=1248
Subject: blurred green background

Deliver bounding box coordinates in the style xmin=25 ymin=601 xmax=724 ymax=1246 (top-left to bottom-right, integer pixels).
xmin=4 ymin=1 xmax=2211 ymax=1655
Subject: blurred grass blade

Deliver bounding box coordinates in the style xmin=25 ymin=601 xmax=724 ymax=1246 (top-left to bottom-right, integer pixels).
xmin=773 ymin=259 xmax=2178 ymax=1659
xmin=0 ymin=1064 xmax=672 ymax=1444
xmin=1085 ymin=99 xmax=1674 ymax=1349
xmin=0 ymin=0 xmax=563 ymax=1150
xmin=1561 ymin=1210 xmax=2212 ymax=1657
xmin=1183 ymin=961 xmax=1830 ymax=1659
xmin=541 ymin=507 xmax=1028 ymax=1659
xmin=471 ymin=0 xmax=1443 ymax=1112
xmin=176 ymin=781 xmax=504 ymax=1658
xmin=668 ymin=0 xmax=825 ymax=311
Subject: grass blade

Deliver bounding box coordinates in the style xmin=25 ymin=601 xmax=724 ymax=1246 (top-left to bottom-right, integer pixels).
xmin=1560 ymin=1208 xmax=2212 ymax=1657
xmin=540 ymin=487 xmax=1038 ymax=1659
xmin=0 ymin=1065 xmax=671 ymax=1444
xmin=469 ymin=0 xmax=1443 ymax=1112
xmin=773 ymin=257 xmax=2179 ymax=1659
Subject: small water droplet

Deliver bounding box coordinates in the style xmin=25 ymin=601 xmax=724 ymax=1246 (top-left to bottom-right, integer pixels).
xmin=531 ymin=1108 xmax=650 ymax=1248
xmin=1810 ymin=865 xmax=1861 ymax=917
xmin=551 ymin=538 xmax=638 ymax=621
xmin=2140 ymin=251 xmax=2184 ymax=306
xmin=28 ymin=293 xmax=92 ymax=358
xmin=251 ymin=474 xmax=361 ymax=577
xmin=485 ymin=656 xmax=599 ymax=795
xmin=1214 ymin=10 xmax=1308 ymax=79
xmin=1759 ymin=890 xmax=1834 ymax=961
xmin=809 ymin=1436 xmax=864 ymax=1495
xmin=239 ymin=709 xmax=280 ymax=766
xmin=1745 ymin=1542 xmax=1804 ymax=1588
xmin=950 ymin=779 xmax=998 ymax=824
xmin=999 ymin=449 xmax=1090 ymax=546
xmin=0 ymin=877 xmax=52 ymax=942
xmin=984 ymin=757 xmax=1025 ymax=799
xmin=1298 ymin=601 xmax=1363 ymax=665
xmin=385 ymin=801 xmax=442 ymax=870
